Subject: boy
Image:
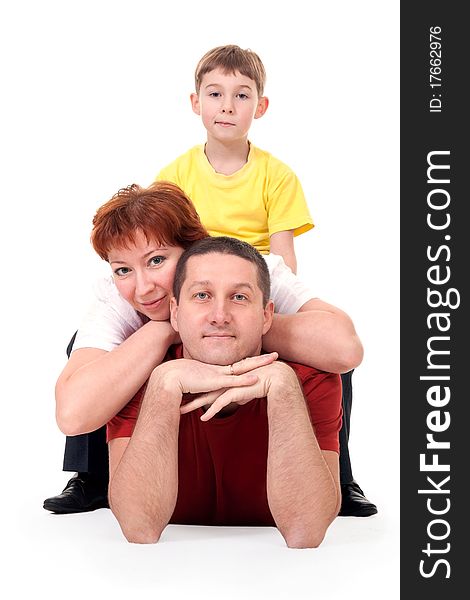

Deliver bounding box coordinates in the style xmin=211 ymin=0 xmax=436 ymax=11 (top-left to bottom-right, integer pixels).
xmin=156 ymin=45 xmax=376 ymax=517
xmin=157 ymin=44 xmax=310 ymax=275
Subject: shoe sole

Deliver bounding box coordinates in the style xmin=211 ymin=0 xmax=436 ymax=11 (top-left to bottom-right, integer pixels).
xmin=43 ymin=501 xmax=109 ymax=514
xmin=338 ymin=508 xmax=378 ymax=517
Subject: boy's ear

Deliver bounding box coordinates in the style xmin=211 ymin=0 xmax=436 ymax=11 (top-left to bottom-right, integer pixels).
xmin=170 ymin=296 xmax=179 ymax=332
xmin=254 ymin=96 xmax=269 ymax=119
xmin=190 ymin=93 xmax=201 ymax=115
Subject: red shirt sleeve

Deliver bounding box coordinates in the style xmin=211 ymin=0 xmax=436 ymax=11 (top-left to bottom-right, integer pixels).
xmin=290 ymin=363 xmax=343 ymax=453
xmin=106 ymin=384 xmax=146 ymax=442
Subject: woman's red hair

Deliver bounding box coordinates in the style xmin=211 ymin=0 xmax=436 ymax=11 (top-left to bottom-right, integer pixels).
xmin=91 ymin=181 xmax=209 ymax=260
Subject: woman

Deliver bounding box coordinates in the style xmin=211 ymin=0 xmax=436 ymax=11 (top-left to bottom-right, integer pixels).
xmin=45 ymin=181 xmax=370 ymax=515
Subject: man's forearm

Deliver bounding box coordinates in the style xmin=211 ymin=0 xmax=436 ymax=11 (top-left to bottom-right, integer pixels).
xmin=109 ymin=373 xmax=180 ymax=544
xmin=263 ymin=302 xmax=363 ymax=373
xmin=266 ymin=371 xmax=339 ymax=548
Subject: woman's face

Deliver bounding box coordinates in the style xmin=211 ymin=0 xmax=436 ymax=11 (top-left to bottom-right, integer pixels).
xmin=108 ymin=229 xmax=184 ymax=320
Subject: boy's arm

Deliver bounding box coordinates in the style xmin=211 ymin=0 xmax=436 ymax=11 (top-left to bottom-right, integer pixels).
xmin=270 ymin=230 xmax=297 ymax=273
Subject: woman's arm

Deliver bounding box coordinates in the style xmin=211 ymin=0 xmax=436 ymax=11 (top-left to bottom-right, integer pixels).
xmin=262 ymin=298 xmax=363 ymax=373
xmin=55 ymin=319 xmax=178 ymax=435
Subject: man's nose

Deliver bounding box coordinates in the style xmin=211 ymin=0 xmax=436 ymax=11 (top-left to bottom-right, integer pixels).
xmin=209 ymin=299 xmax=231 ymax=324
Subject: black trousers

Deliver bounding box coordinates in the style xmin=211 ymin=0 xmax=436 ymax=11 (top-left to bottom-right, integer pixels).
xmin=62 ymin=334 xmax=355 ymax=486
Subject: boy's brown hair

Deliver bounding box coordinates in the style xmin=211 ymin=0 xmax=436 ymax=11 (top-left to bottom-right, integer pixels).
xmin=195 ymin=45 xmax=266 ymax=97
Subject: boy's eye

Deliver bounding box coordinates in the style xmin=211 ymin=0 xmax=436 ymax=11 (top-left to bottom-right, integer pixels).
xmin=114 ymin=267 xmax=131 ymax=277
xmin=149 ymin=255 xmax=165 ymax=267
xmin=209 ymin=92 xmax=221 ymax=98
xmin=237 ymin=93 xmax=248 ymax=100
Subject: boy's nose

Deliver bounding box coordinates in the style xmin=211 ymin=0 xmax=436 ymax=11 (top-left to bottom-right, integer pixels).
xmin=221 ymin=98 xmax=234 ymax=114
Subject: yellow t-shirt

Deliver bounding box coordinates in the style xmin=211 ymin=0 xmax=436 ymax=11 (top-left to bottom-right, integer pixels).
xmin=156 ymin=144 xmax=313 ymax=255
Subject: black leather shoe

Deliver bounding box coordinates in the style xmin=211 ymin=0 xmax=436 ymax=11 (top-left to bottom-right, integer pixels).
xmin=43 ymin=473 xmax=109 ymax=514
xmin=339 ymin=480 xmax=378 ymax=517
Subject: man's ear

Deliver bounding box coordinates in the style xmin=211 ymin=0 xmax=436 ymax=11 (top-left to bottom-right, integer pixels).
xmin=254 ymin=96 xmax=269 ymax=119
xmin=262 ymin=299 xmax=275 ymax=335
xmin=170 ymin=296 xmax=179 ymax=332
xmin=190 ymin=93 xmax=201 ymax=115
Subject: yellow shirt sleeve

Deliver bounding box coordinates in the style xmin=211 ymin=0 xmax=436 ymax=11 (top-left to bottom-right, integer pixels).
xmin=264 ymin=154 xmax=313 ymax=238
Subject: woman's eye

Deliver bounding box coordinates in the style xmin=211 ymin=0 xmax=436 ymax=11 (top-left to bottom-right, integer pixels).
xmin=114 ymin=267 xmax=130 ymax=277
xmin=149 ymin=256 xmax=165 ymax=267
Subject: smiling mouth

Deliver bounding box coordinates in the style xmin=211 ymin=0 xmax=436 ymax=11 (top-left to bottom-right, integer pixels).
xmin=141 ymin=296 xmax=166 ymax=308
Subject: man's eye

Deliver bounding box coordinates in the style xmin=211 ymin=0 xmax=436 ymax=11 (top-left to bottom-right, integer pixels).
xmin=195 ymin=292 xmax=209 ymax=300
xmin=149 ymin=256 xmax=165 ymax=267
xmin=114 ymin=267 xmax=130 ymax=277
xmin=233 ymin=294 xmax=247 ymax=301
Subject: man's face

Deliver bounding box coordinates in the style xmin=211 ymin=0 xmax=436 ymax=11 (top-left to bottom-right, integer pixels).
xmin=170 ymin=252 xmax=274 ymax=365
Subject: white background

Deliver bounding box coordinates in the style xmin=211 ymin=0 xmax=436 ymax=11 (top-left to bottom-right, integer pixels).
xmin=1 ymin=1 xmax=399 ymax=598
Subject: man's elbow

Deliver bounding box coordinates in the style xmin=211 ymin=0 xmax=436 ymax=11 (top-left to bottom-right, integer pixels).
xmin=122 ymin=525 xmax=162 ymax=545
xmin=109 ymin=493 xmax=167 ymax=544
xmin=113 ymin=512 xmax=164 ymax=545
xmin=281 ymin=504 xmax=339 ymax=549
xmin=283 ymin=526 xmax=327 ymax=549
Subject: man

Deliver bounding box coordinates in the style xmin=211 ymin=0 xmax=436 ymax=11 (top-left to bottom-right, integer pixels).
xmin=107 ymin=237 xmax=342 ymax=548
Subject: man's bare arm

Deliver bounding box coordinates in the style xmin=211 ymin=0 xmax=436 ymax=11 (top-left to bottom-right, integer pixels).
xmin=265 ymin=363 xmax=340 ymax=548
xmin=108 ymin=354 xmax=277 ymax=543
xmin=108 ymin=367 xmax=181 ymax=544
xmin=262 ymin=298 xmax=364 ymax=374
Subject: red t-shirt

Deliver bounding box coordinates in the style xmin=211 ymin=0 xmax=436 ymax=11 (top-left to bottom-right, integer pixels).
xmin=108 ymin=345 xmax=342 ymax=526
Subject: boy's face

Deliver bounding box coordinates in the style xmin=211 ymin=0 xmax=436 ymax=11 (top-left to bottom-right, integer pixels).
xmin=191 ymin=68 xmax=268 ymax=144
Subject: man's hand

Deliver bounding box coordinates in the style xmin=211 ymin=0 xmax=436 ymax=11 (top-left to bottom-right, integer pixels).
xmin=180 ymin=359 xmax=298 ymax=421
xmin=153 ymin=352 xmax=279 ymax=398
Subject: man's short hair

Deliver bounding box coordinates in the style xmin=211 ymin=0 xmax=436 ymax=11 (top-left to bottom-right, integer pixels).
xmin=173 ymin=236 xmax=271 ymax=305
xmin=195 ymin=45 xmax=266 ymax=97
